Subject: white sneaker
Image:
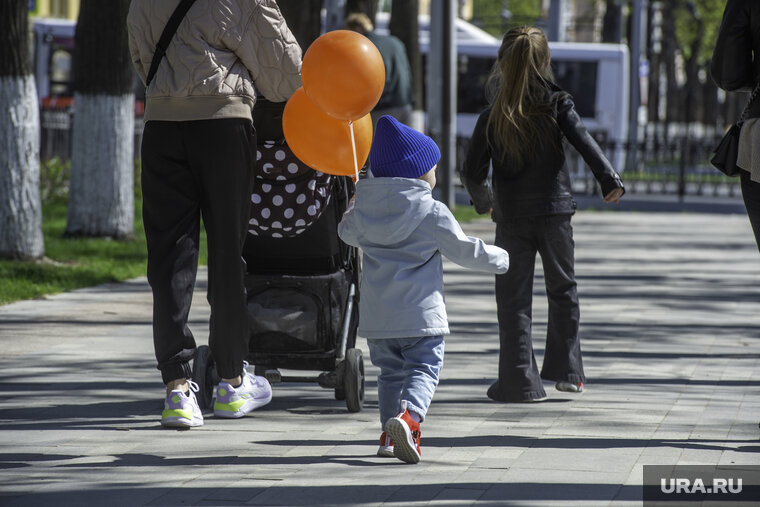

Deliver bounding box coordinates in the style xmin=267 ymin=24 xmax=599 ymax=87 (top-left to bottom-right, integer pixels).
xmin=556 ymin=381 xmax=583 ymax=393
xmin=377 ymin=432 xmax=395 ymax=457
xmin=214 ymin=363 xmax=272 ymax=418
xmin=161 ymin=380 xmax=204 ymax=428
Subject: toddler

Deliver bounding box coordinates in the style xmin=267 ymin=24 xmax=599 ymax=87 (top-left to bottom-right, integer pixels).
xmin=338 ymin=116 xmax=509 ymax=463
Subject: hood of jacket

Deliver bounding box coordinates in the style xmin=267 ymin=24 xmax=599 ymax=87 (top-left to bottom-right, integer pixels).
xmin=350 ymin=177 xmax=436 ymax=245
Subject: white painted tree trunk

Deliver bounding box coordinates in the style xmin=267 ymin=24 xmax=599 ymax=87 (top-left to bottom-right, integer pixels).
xmin=67 ymin=93 xmax=134 ymax=238
xmin=0 ymin=75 xmax=44 ymax=259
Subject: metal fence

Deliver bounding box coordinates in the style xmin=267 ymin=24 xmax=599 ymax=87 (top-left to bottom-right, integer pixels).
xmin=455 ymin=131 xmax=741 ymax=199
xmin=40 ymin=108 xmax=74 ymax=161
xmin=565 ymin=134 xmax=741 ymax=199
xmin=41 ymin=109 xmax=738 ymax=199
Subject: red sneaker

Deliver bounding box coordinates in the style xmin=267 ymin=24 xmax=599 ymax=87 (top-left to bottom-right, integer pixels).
xmin=377 ymin=431 xmax=394 ymax=457
xmin=384 ymin=406 xmax=421 ymax=464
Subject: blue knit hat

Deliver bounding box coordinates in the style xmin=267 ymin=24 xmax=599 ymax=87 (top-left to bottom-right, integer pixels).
xmin=369 ymin=116 xmax=441 ymax=178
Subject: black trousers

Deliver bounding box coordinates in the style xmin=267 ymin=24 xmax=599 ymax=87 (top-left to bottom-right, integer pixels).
xmin=491 ymin=214 xmax=584 ymax=401
xmin=141 ymin=119 xmax=256 ymax=384
xmin=741 ymin=170 xmax=760 ymax=252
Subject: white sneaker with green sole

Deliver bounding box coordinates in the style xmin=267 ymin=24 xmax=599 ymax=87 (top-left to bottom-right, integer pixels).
xmin=214 ymin=364 xmax=272 ymax=418
xmin=161 ymin=380 xmax=204 ymax=428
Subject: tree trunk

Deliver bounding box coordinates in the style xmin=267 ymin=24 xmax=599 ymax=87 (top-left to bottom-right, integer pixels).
xmin=390 ymin=0 xmax=423 ymax=129
xmin=645 ymin=0 xmax=660 ymax=127
xmin=0 ymin=0 xmax=44 ymax=259
xmin=602 ymin=0 xmax=623 ymax=43
xmin=278 ymin=0 xmax=322 ymax=53
xmin=683 ymin=17 xmax=704 ymax=126
xmin=702 ymin=77 xmax=719 ymax=131
xmin=66 ymin=0 xmax=134 ymax=238
xmin=661 ymin=1 xmax=679 ymax=135
xmin=390 ymin=0 xmax=421 ymax=106
xmin=67 ymin=94 xmax=134 ymax=237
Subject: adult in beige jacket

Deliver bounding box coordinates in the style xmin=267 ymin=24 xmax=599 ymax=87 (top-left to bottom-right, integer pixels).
xmin=127 ymin=0 xmax=302 ymax=428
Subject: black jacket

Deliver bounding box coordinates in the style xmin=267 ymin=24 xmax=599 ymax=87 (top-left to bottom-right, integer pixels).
xmin=461 ymin=86 xmax=624 ymax=220
xmin=712 ymin=0 xmax=760 ymax=94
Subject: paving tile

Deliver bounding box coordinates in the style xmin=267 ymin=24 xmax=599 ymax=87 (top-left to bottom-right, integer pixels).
xmin=1 ymin=212 xmax=759 ymax=505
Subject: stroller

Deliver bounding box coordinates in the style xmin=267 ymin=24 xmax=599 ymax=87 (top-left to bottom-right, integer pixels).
xmin=192 ymin=101 xmax=364 ymax=413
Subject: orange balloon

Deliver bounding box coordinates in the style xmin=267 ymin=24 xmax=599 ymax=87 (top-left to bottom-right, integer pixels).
xmin=301 ymin=30 xmax=385 ymax=121
xmin=283 ymin=87 xmax=372 ymax=177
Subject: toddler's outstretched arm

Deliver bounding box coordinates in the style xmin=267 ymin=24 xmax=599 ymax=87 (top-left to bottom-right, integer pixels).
xmin=434 ymin=205 xmax=509 ymax=274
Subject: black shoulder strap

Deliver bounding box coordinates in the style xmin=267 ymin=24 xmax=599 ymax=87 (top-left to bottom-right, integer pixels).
xmin=145 ymin=0 xmax=197 ymax=87
xmin=739 ymin=80 xmax=760 ymax=124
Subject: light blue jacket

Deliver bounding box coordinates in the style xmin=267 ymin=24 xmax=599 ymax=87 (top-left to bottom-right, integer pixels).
xmin=338 ymin=177 xmax=509 ymax=339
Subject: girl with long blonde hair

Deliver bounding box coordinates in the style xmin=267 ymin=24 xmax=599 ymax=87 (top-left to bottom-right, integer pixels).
xmin=462 ymin=26 xmax=625 ymax=403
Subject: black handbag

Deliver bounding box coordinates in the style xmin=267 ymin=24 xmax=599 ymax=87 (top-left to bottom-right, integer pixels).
xmin=711 ymin=81 xmax=760 ymax=176
xmin=711 ymin=123 xmax=742 ymax=176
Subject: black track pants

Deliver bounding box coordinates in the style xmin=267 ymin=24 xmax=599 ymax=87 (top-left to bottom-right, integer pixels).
xmin=491 ymin=214 xmax=584 ymax=401
xmin=141 ymin=119 xmax=256 ymax=384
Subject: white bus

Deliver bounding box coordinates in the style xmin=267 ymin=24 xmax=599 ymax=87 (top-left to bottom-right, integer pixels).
xmin=452 ymin=39 xmax=629 ymax=148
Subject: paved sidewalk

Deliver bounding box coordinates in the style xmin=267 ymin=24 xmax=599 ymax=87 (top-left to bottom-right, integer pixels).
xmin=1 ymin=211 xmax=759 ymax=506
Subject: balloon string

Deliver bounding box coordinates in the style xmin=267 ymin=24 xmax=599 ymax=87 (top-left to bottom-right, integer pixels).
xmin=349 ymin=121 xmax=359 ymax=181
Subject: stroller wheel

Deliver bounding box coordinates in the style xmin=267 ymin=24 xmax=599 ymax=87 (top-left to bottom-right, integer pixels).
xmin=191 ymin=345 xmax=217 ymax=410
xmin=344 ymin=348 xmax=364 ymax=412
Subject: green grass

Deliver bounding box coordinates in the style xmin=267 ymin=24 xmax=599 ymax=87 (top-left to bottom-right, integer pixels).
xmin=452 ymin=204 xmax=487 ymax=223
xmin=0 ymin=196 xmax=208 ymax=305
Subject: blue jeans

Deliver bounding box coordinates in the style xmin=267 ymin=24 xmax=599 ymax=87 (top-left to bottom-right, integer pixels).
xmin=367 ymin=336 xmax=445 ymax=429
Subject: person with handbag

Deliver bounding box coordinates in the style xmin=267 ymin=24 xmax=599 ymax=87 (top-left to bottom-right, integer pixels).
xmin=712 ymin=0 xmax=760 ymax=252
xmin=461 ymin=26 xmax=624 ymax=403
xmin=127 ymin=0 xmax=302 ymax=428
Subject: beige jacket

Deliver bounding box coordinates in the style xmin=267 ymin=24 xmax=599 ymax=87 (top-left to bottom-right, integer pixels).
xmin=127 ymin=0 xmax=302 ymax=122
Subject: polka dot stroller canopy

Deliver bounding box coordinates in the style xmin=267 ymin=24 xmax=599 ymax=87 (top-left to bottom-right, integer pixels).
xmin=249 ymin=140 xmax=332 ymax=238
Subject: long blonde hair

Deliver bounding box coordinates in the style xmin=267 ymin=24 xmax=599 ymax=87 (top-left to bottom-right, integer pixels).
xmin=486 ymin=26 xmax=559 ymax=164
